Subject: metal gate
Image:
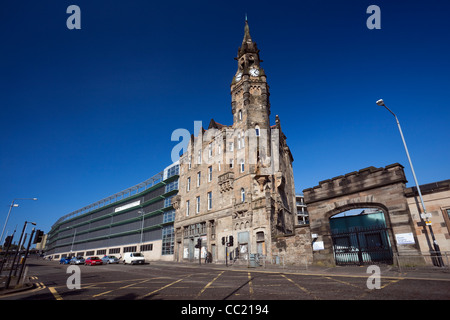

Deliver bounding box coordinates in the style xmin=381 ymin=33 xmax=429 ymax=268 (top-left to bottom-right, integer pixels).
xmin=331 ymin=225 xmax=393 ymax=266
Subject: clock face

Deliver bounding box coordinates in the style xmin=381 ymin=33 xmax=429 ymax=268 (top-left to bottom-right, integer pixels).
xmin=235 ymin=72 xmax=242 ymax=81
xmin=250 ymin=68 xmax=259 ymax=76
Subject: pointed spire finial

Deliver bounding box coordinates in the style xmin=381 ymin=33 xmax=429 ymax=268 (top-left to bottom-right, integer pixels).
xmin=243 ymin=15 xmax=252 ymax=44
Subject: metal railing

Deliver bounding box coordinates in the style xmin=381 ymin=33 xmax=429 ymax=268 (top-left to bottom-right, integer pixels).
xmin=231 ymin=253 xmax=312 ymax=270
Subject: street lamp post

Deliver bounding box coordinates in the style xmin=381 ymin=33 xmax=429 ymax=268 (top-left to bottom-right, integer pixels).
xmin=1 ymin=198 xmax=37 ymax=244
xmin=376 ymin=99 xmax=442 ymax=264
xmin=138 ymin=209 xmax=145 ymax=251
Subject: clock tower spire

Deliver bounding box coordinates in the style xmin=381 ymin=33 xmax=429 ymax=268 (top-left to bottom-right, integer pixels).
xmin=231 ymin=18 xmax=270 ymax=133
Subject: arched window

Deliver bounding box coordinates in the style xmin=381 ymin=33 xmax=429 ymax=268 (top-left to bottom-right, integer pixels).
xmin=241 ymin=188 xmax=245 ymax=203
xmin=238 ymin=132 xmax=241 ymax=149
xmin=238 ymin=110 xmax=242 ymax=121
xmin=255 ymin=125 xmax=260 ymax=137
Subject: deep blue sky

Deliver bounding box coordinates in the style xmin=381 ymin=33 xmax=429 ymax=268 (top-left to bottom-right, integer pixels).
xmin=1 ymin=0 xmax=449 ymax=236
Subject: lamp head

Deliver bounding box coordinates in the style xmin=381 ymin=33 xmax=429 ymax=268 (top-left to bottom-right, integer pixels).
xmin=376 ymin=99 xmax=385 ymax=106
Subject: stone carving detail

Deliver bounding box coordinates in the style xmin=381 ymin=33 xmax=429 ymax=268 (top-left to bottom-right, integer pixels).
xmin=172 ymin=195 xmax=181 ymax=210
xmin=218 ymin=172 xmax=235 ymax=193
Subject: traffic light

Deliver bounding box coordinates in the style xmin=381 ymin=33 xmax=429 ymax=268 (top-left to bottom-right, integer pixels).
xmin=222 ymin=237 xmax=226 ymax=245
xmin=33 ymin=230 xmax=44 ymax=244
xmin=228 ymin=235 xmax=234 ymax=247
xmin=3 ymin=235 xmax=12 ymax=247
xmin=195 ymin=238 xmax=201 ymax=249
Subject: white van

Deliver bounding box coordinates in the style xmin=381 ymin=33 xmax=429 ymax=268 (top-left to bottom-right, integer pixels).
xmin=123 ymin=252 xmax=145 ymax=265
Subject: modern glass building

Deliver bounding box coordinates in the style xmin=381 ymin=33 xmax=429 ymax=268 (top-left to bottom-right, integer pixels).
xmin=45 ymin=162 xmax=179 ymax=261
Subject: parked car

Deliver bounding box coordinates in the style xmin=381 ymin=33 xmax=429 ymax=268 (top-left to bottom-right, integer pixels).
xmin=101 ymin=255 xmax=119 ymax=264
xmin=70 ymin=256 xmax=85 ymax=265
xmin=59 ymin=257 xmax=71 ymax=264
xmin=123 ymin=252 xmax=145 ymax=265
xmin=84 ymin=256 xmax=103 ymax=266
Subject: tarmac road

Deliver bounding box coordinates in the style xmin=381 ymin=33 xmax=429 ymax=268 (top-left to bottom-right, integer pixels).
xmin=1 ymin=259 xmax=450 ymax=302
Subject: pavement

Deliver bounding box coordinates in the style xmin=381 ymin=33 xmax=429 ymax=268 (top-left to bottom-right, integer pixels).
xmin=0 ymin=274 xmax=34 ymax=296
xmin=1 ymin=259 xmax=449 ymax=297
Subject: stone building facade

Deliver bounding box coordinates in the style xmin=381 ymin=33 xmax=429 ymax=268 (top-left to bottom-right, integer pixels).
xmin=173 ymin=20 xmax=297 ymax=264
xmin=405 ymin=179 xmax=450 ymax=253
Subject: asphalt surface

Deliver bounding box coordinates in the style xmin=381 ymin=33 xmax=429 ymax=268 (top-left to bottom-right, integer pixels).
xmin=1 ymin=259 xmax=449 ymax=302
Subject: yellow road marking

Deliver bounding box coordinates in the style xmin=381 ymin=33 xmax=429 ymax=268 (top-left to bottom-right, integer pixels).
xmin=248 ymin=272 xmax=254 ymax=298
xmin=139 ymin=274 xmax=192 ymax=299
xmin=93 ymin=278 xmax=154 ymax=298
xmin=195 ymin=271 xmax=224 ymax=299
xmin=323 ymin=276 xmax=362 ymax=289
xmin=48 ymin=287 xmax=63 ymax=300
xmin=281 ymin=274 xmax=320 ymax=300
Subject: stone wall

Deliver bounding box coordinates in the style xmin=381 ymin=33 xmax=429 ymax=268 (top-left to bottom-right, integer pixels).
xmin=271 ymin=225 xmax=313 ymax=267
xmin=303 ymin=163 xmax=422 ymax=266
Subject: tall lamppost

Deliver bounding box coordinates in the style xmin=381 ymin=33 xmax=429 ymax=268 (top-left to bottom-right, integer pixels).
xmin=376 ymin=99 xmax=442 ymax=262
xmin=1 ymin=198 xmax=38 ymax=244
xmin=138 ymin=209 xmax=145 ymax=251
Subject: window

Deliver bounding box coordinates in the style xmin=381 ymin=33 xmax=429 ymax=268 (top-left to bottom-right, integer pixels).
xmin=229 ymin=142 xmax=234 ymax=152
xmin=140 ymin=244 xmax=153 ymax=251
xmin=166 ymin=164 xmax=179 ymax=178
xmin=187 ymin=177 xmax=191 ymax=192
xmin=197 ymin=150 xmax=202 ymax=164
xmin=218 ymin=160 xmax=221 ymax=172
xmin=196 ymin=196 xmax=200 ymax=213
xmin=217 ymin=141 xmax=222 ymax=155
xmin=210 ymin=220 xmax=216 ymax=239
xmin=96 ymin=249 xmax=106 ymax=255
xmin=123 ymin=246 xmax=137 ymax=253
xmin=229 ymin=159 xmax=234 ymax=168
xmin=186 ymin=200 xmax=190 ymax=216
xmin=208 ymin=143 xmax=212 ymax=158
xmin=208 ymin=166 xmax=212 ymax=182
xmin=165 ymin=180 xmax=178 ymax=192
xmin=197 ymin=172 xmax=201 ymax=186
xmin=240 ymin=159 xmax=245 ymax=173
xmin=238 ymin=132 xmax=241 ymax=149
xmin=162 ymin=225 xmax=174 ymax=255
xmin=238 ymin=110 xmax=242 ymax=120
xmin=255 ymin=125 xmax=260 ymax=137
xmin=256 ymin=231 xmax=265 ymax=241
xmin=163 ymin=209 xmax=175 ymax=223
xmin=164 ymin=195 xmax=174 ymax=208
xmin=207 ymin=191 xmax=212 ymax=210
xmin=109 ymin=248 xmax=120 ymax=254
xmin=443 ymin=208 xmax=450 ymax=233
xmin=241 ymin=188 xmax=245 ymax=203
xmin=241 ymin=131 xmax=245 ymax=148
xmin=188 ymin=156 xmax=192 ymax=170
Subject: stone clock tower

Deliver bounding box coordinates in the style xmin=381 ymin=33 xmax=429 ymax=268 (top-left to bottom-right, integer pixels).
xmin=231 ymin=19 xmax=270 ymax=135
